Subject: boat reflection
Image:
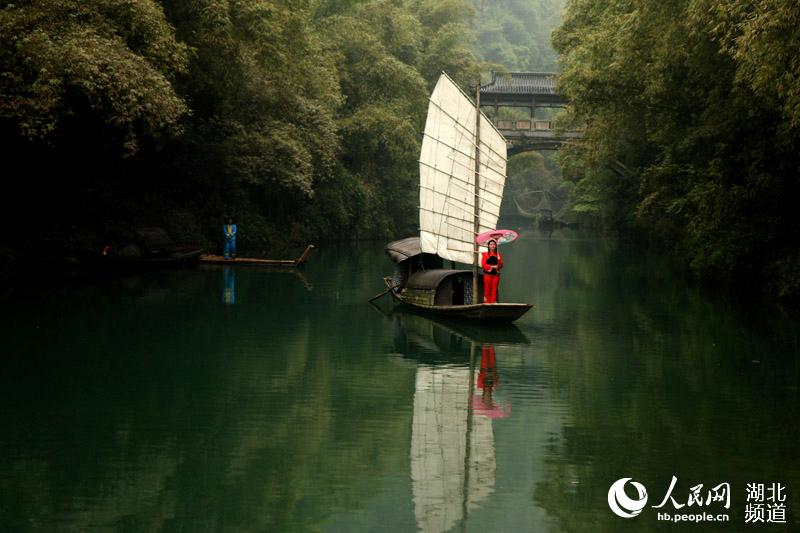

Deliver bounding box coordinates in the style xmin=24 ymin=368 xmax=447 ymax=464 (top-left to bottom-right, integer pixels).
xmin=391 ymin=309 xmax=528 ymax=364
xmin=392 ymin=311 xmax=523 ymax=533
xmin=201 ymin=263 xmax=314 ymax=293
xmin=411 ymin=359 xmax=495 ymax=533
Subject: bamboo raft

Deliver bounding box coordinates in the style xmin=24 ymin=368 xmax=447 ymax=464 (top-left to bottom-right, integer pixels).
xmin=199 ymin=244 xmax=314 ymax=267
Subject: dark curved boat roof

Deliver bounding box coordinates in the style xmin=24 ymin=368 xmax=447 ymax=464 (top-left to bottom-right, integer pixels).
xmin=405 ymin=269 xmax=471 ymax=290
xmin=385 ymin=237 xmax=422 ymax=263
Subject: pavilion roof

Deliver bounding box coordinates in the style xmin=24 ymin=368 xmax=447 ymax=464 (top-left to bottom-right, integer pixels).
xmin=481 ymin=72 xmax=558 ymax=95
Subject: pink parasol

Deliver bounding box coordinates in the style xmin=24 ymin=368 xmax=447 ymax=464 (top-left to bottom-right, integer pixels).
xmin=475 ymin=229 xmax=519 ymax=245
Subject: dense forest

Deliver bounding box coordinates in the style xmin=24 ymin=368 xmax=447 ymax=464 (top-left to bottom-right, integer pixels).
xmin=553 ymin=0 xmax=800 ymax=302
xmin=0 ymin=0 xmax=483 ymax=268
xmin=473 ymin=0 xmax=564 ymax=71
xmin=1 ymin=0 xmax=798 ymax=303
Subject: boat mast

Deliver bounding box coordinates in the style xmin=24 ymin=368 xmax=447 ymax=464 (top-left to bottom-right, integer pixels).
xmin=472 ymin=82 xmax=481 ymax=304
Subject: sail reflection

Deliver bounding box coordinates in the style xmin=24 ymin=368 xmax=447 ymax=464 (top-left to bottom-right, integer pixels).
xmin=393 ymin=312 xmax=524 ymax=533
xmin=411 ymin=362 xmax=495 ymax=533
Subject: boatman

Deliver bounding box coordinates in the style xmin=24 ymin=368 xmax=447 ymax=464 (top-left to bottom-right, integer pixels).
xmin=223 ymin=217 xmax=237 ymax=260
xmin=481 ymin=239 xmax=503 ymax=303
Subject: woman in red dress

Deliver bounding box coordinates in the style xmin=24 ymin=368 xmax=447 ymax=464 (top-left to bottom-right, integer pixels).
xmin=481 ymin=239 xmax=503 ymax=303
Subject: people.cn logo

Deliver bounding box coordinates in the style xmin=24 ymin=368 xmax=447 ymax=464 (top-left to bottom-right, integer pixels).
xmin=608 ymin=478 xmax=649 ymax=518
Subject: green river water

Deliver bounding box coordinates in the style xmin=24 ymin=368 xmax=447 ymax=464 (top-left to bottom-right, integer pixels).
xmin=1 ymin=227 xmax=798 ymax=532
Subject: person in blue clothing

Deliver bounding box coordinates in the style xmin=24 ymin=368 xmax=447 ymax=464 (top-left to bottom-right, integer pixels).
xmin=223 ymin=217 xmax=237 ymax=259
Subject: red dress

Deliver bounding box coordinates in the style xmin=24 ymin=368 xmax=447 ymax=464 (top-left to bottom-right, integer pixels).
xmin=481 ymin=251 xmax=503 ymax=303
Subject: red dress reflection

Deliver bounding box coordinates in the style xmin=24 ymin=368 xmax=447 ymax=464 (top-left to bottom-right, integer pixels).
xmin=473 ymin=345 xmax=510 ymax=419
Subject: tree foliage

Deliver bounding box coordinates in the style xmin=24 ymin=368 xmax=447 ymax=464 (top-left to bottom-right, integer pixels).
xmin=472 ymin=0 xmax=566 ymax=71
xmin=0 ymin=0 xmax=482 ymax=267
xmin=553 ymin=0 xmax=800 ymax=301
xmin=0 ymin=0 xmax=189 ymax=152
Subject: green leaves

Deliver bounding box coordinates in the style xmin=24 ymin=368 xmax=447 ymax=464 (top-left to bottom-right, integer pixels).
xmin=697 ymin=0 xmax=800 ymax=130
xmin=554 ymin=0 xmax=800 ymax=300
xmin=0 ymin=0 xmax=484 ymax=263
xmin=163 ymin=0 xmax=342 ymax=214
xmin=475 ymin=0 xmax=565 ymax=71
xmin=421 ymin=22 xmax=480 ymax=86
xmin=418 ymin=0 xmax=474 ymax=31
xmin=313 ymin=0 xmax=479 ymax=237
xmin=0 ymin=0 xmax=189 ymax=150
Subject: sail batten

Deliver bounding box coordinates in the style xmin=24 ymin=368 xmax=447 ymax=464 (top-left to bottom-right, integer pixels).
xmin=419 ymin=154 xmax=505 ymax=187
xmin=420 ymin=73 xmax=507 ymax=265
xmin=419 ymin=149 xmax=506 ymax=186
xmin=421 ymin=101 xmax=507 ymax=175
xmin=419 ymin=186 xmax=503 ymax=216
xmin=423 ymin=120 xmax=507 ymax=170
xmin=418 ymin=170 xmax=504 ymax=211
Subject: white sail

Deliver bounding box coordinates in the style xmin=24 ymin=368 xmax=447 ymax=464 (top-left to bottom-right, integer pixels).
xmin=419 ymin=73 xmax=507 ymax=265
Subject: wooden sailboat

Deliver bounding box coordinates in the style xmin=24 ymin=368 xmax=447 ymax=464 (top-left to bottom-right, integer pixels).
xmin=383 ymin=73 xmax=532 ymax=322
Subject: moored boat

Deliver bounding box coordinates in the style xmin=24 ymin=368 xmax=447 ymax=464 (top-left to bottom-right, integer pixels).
xmin=384 ymin=238 xmax=531 ymax=321
xmin=101 ymin=227 xmax=203 ymax=268
xmin=199 ymin=245 xmax=314 ymax=267
xmin=381 ymin=73 xmax=532 ymax=323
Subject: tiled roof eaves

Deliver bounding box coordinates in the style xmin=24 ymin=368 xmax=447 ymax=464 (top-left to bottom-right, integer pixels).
xmin=481 ymin=72 xmax=559 ymax=95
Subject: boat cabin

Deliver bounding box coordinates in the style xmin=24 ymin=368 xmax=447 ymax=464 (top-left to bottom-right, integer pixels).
xmin=385 ymin=237 xmax=481 ymax=306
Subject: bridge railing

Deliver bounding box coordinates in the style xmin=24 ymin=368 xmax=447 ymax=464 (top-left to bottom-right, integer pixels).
xmin=496 ymin=120 xmax=555 ymax=131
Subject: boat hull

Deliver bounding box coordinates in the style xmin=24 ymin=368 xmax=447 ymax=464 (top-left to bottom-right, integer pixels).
xmin=389 ymin=289 xmax=532 ymax=322
xmin=198 ymin=245 xmax=314 ymax=267
xmin=199 ymin=255 xmax=295 ymax=266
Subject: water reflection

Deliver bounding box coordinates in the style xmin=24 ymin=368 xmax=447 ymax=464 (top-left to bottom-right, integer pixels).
xmin=411 ymin=357 xmax=495 ymax=533
xmin=473 ymin=345 xmax=510 ymax=420
xmin=390 ymin=311 xmax=529 ymax=362
xmin=504 ymin=230 xmax=800 ymax=531
xmin=0 ymin=235 xmax=798 ymax=531
xmin=0 ymin=263 xmax=410 ymax=531
xmin=391 ymin=311 xmax=526 ymax=533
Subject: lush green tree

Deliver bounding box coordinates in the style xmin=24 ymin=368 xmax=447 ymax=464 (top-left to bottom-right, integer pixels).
xmin=304 ymin=0 xmax=480 ymax=240
xmin=159 ymin=0 xmax=342 ymax=250
xmin=0 ymin=0 xmax=483 ymax=270
xmin=0 ymin=0 xmax=192 ymax=269
xmin=703 ymin=0 xmax=800 ymax=130
xmin=0 ymin=0 xmax=189 ymax=152
xmin=472 ymin=0 xmax=566 ymax=72
xmin=163 ymin=0 xmax=481 ymax=245
xmin=553 ymin=0 xmax=800 ymax=300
